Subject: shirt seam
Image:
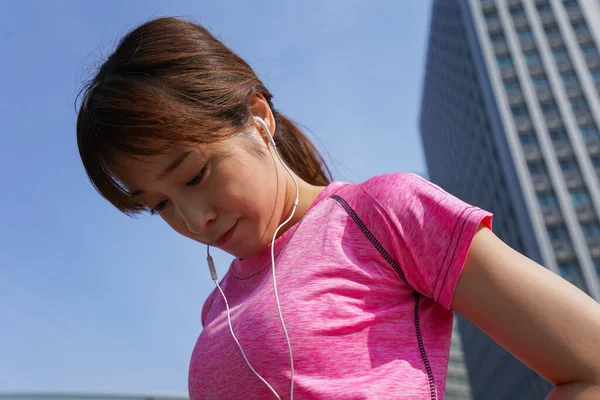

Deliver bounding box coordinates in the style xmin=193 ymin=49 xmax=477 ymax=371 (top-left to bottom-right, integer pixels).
xmin=437 ymin=207 xmax=481 ymax=304
xmin=432 ymin=206 xmax=475 ymax=301
xmin=329 ymin=194 xmax=409 ymax=286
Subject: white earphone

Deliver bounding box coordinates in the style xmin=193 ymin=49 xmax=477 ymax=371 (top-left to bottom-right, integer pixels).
xmin=206 ymin=115 xmax=299 ymax=399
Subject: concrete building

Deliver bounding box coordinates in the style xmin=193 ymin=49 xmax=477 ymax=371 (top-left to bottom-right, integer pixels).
xmin=445 ymin=315 xmax=473 ymax=400
xmin=420 ymin=0 xmax=600 ymax=399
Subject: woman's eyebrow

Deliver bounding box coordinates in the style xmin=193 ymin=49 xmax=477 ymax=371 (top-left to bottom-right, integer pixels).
xmin=129 ymin=150 xmax=215 ymax=197
xmin=157 ymin=150 xmax=193 ymax=180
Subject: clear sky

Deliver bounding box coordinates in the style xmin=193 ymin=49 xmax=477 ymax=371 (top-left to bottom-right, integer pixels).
xmin=0 ymin=0 xmax=430 ymax=395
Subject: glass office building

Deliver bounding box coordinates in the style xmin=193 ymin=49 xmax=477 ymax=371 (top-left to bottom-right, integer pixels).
xmin=420 ymin=0 xmax=600 ymax=399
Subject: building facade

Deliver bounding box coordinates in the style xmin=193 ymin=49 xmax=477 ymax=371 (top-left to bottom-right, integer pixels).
xmin=420 ymin=0 xmax=600 ymax=399
xmin=445 ymin=315 xmax=473 ymax=400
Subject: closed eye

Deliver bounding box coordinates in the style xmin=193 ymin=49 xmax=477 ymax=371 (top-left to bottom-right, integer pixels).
xmin=186 ymin=164 xmax=207 ymax=186
xmin=150 ymin=200 xmax=168 ymax=215
xmin=149 ymin=164 xmax=207 ymax=216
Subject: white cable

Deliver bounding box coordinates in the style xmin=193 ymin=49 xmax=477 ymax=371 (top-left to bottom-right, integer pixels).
xmin=206 ymin=117 xmax=298 ymax=399
xmin=212 ymin=276 xmax=282 ymax=399
xmin=264 ymin=123 xmax=299 ymax=400
xmin=255 ymin=115 xmax=298 ymax=399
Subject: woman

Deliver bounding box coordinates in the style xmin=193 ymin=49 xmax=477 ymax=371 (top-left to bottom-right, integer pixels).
xmin=76 ymin=17 xmax=600 ymax=399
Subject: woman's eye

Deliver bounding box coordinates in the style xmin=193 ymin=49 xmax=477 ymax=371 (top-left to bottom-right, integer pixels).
xmin=186 ymin=165 xmax=207 ymax=186
xmin=150 ymin=200 xmax=169 ymax=215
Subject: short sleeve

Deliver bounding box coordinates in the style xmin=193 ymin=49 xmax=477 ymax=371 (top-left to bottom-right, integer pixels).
xmin=359 ymin=173 xmax=493 ymax=310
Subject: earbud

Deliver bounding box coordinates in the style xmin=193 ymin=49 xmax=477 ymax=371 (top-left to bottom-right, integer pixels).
xmin=253 ymin=116 xmax=277 ymax=148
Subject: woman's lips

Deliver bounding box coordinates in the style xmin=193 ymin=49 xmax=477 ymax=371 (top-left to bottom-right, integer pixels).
xmin=214 ymin=220 xmax=238 ymax=248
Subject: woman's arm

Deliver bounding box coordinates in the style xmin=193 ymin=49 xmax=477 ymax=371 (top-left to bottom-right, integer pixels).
xmin=452 ymin=225 xmax=600 ymax=400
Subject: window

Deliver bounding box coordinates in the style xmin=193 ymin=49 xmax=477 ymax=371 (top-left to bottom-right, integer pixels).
xmin=581 ymin=125 xmax=600 ymax=138
xmin=538 ymin=192 xmax=558 ymax=208
xmin=570 ymin=189 xmax=592 ymax=205
xmin=548 ymin=225 xmax=570 ymax=240
xmin=544 ymin=24 xmax=560 ymax=35
xmin=532 ymin=76 xmax=550 ymax=89
xmin=560 ymin=159 xmax=580 ymax=172
xmin=520 ymin=129 xmax=535 ymax=138
xmin=561 ymin=71 xmax=579 ymax=84
xmin=572 ymin=22 xmax=590 ymax=35
xmin=497 ymin=55 xmax=513 ymax=67
xmin=490 ymin=32 xmax=506 ymax=43
xmin=553 ymin=48 xmax=570 ymax=61
xmin=582 ymin=222 xmax=600 ymax=238
xmin=541 ymin=101 xmax=559 ymax=113
xmin=484 ymin=10 xmax=499 ymax=21
xmin=504 ymin=79 xmax=521 ymax=91
xmin=570 ymin=98 xmax=589 ymax=111
xmin=551 ymin=130 xmax=569 ymax=141
xmin=520 ymin=133 xmax=538 ymax=145
xmin=525 ymin=52 xmax=541 ymax=64
xmin=511 ymin=6 xmax=526 ymax=17
xmin=591 ymin=70 xmax=600 ymax=82
xmin=581 ymin=44 xmax=600 ymax=58
xmin=529 ymin=160 xmax=547 ymax=174
xmin=511 ymin=106 xmax=529 ymax=116
xmin=536 ymin=4 xmax=552 ymax=13
xmin=591 ymin=156 xmax=600 ymax=169
xmin=563 ymin=0 xmax=581 ymax=12
xmin=518 ymin=30 xmax=534 ymax=41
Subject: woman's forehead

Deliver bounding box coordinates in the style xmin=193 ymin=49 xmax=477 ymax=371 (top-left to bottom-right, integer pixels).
xmin=108 ymin=153 xmax=166 ymax=197
xmin=109 ymin=143 xmax=214 ymax=190
xmin=111 ymin=151 xmax=170 ymax=174
xmin=111 ymin=142 xmax=211 ymax=171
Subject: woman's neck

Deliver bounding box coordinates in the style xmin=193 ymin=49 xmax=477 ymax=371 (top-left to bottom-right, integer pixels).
xmin=280 ymin=174 xmax=328 ymax=235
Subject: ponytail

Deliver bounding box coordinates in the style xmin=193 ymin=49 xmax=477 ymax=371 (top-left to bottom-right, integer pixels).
xmin=273 ymin=111 xmax=331 ymax=186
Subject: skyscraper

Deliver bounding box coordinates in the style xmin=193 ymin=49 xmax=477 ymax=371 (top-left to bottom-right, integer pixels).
xmin=420 ymin=0 xmax=600 ymax=399
xmin=445 ymin=315 xmax=473 ymax=400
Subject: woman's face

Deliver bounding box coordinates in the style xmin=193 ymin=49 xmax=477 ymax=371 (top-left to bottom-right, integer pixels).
xmin=112 ymin=127 xmax=292 ymax=259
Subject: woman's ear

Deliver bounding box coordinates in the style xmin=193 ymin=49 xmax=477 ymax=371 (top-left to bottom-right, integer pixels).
xmin=248 ymin=93 xmax=276 ymax=146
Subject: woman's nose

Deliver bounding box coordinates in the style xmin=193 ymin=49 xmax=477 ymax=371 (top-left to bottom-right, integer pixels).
xmin=178 ymin=203 xmax=217 ymax=235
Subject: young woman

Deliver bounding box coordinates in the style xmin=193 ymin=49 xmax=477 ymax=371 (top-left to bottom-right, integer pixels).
xmin=76 ymin=17 xmax=600 ymax=400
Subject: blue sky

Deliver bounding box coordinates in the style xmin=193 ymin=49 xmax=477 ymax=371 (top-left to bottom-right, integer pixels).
xmin=0 ymin=0 xmax=430 ymax=395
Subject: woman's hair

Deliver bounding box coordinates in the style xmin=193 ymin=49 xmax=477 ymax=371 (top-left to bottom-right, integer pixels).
xmin=77 ymin=17 xmax=331 ymax=215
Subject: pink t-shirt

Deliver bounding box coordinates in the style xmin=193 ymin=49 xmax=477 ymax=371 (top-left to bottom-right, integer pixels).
xmin=189 ymin=173 xmax=492 ymax=399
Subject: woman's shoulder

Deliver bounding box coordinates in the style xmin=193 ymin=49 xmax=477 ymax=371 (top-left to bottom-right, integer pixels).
xmin=361 ymin=172 xmax=428 ymax=190
xmin=335 ymin=172 xmax=432 ymax=207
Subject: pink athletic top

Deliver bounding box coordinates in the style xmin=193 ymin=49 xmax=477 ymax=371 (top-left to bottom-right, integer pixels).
xmin=189 ymin=173 xmax=492 ymax=399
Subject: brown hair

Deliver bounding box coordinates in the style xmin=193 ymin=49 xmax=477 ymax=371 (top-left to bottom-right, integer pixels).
xmin=77 ymin=17 xmax=331 ymax=215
